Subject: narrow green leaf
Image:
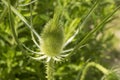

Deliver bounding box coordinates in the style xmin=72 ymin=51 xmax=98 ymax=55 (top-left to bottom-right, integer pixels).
xmin=7 ymin=0 xmax=25 ymax=53
xmin=0 ymin=7 xmax=8 ymax=23
xmin=65 ymin=18 xmax=81 ymax=40
xmin=76 ymin=6 xmax=120 ymax=49
xmin=70 ymin=5 xmax=120 ymax=56
xmin=64 ymin=0 xmax=100 ymax=48
xmin=64 ymin=18 xmax=80 ymax=47
xmin=2 ymin=0 xmax=41 ymax=41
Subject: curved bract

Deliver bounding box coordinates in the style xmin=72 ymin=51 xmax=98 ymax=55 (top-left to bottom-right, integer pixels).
xmin=40 ymin=20 xmax=64 ymax=57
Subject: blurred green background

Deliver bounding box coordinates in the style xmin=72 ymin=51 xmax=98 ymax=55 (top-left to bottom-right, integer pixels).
xmin=0 ymin=0 xmax=120 ymax=80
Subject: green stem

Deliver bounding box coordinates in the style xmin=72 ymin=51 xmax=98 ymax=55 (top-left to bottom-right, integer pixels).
xmin=80 ymin=62 xmax=109 ymax=80
xmin=46 ymin=59 xmax=54 ymax=80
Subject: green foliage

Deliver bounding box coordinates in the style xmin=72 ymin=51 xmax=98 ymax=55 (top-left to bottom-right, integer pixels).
xmin=0 ymin=0 xmax=120 ymax=80
xmin=102 ymin=71 xmax=120 ymax=80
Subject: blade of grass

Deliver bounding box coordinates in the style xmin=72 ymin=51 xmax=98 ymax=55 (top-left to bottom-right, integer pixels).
xmin=0 ymin=7 xmax=8 ymax=23
xmin=76 ymin=6 xmax=120 ymax=50
xmin=7 ymin=0 xmax=25 ymax=53
xmin=64 ymin=0 xmax=99 ymax=48
xmin=64 ymin=18 xmax=81 ymax=47
xmin=29 ymin=0 xmax=40 ymax=49
xmin=19 ymin=0 xmax=37 ymax=7
xmin=68 ymin=5 xmax=120 ymax=58
xmin=2 ymin=0 xmax=41 ymax=41
xmin=79 ymin=0 xmax=100 ymax=31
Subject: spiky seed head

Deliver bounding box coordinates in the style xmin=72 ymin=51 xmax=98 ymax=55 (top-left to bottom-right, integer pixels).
xmin=40 ymin=20 xmax=64 ymax=57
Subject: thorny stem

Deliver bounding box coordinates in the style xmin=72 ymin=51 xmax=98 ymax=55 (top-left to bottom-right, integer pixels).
xmin=80 ymin=62 xmax=109 ymax=80
xmin=46 ymin=58 xmax=54 ymax=80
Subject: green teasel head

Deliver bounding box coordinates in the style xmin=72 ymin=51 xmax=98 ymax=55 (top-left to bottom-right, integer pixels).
xmin=40 ymin=7 xmax=64 ymax=57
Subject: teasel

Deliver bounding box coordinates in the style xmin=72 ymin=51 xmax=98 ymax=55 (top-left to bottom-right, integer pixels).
xmin=31 ymin=6 xmax=69 ymax=62
xmin=31 ymin=6 xmax=69 ymax=80
xmin=40 ymin=15 xmax=64 ymax=57
xmin=40 ymin=6 xmax=65 ymax=80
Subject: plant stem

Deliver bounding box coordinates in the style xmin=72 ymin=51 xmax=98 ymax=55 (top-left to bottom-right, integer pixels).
xmin=80 ymin=62 xmax=109 ymax=80
xmin=46 ymin=59 xmax=54 ymax=80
